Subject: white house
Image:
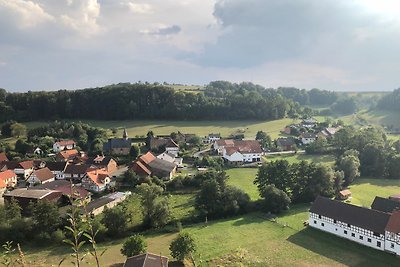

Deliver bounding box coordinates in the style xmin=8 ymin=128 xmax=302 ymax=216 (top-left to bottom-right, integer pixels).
xmin=309 ymin=196 xmax=400 ymax=256
xmin=301 ymin=132 xmax=317 ymax=145
xmin=165 ymin=139 xmax=179 ymax=156
xmin=222 ymin=140 xmax=262 ymax=164
xmin=14 ymin=161 xmax=35 ymax=180
xmin=157 ymin=152 xmax=183 ymax=168
xmin=27 ymin=167 xmax=55 ymax=186
xmin=82 ymin=169 xmax=111 ymax=193
xmin=53 ymin=140 xmax=76 ymax=153
xmin=45 ymin=161 xmax=69 ymax=179
xmin=205 ymin=133 xmax=221 ymax=144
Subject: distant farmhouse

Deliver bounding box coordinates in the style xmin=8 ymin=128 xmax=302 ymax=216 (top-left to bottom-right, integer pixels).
xmin=130 ymin=152 xmax=176 ymax=180
xmin=205 ymin=133 xmax=221 ymax=144
xmin=309 ymin=196 xmax=400 ymax=256
xmin=275 ymin=138 xmax=296 ymax=151
xmin=214 ymin=139 xmax=262 ymax=164
xmin=103 ymin=128 xmax=133 ymax=156
xmin=149 ymin=136 xmax=180 ymax=156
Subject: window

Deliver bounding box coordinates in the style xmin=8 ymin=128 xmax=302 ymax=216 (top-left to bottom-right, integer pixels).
xmin=313 ymin=220 xmax=317 ymax=224
xmin=377 ymin=241 xmax=381 ymax=248
xmin=318 ymin=215 xmax=321 ymax=219
xmin=359 ymin=236 xmax=363 ymax=240
xmin=344 ymin=230 xmax=347 ymax=234
xmin=351 ymin=233 xmax=355 ymax=237
xmin=391 ymin=243 xmax=395 ymax=249
xmin=368 ymin=238 xmax=371 ymax=243
xmin=334 ymin=219 xmax=337 ymax=223
xmin=321 ymin=223 xmax=325 ymax=227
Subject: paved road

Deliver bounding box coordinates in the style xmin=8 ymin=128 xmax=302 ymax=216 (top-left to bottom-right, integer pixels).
xmin=193 ymin=147 xmax=211 ymax=158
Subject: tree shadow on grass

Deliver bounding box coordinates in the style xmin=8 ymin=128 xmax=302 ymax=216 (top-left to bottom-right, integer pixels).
xmin=288 ymin=228 xmax=400 ymax=267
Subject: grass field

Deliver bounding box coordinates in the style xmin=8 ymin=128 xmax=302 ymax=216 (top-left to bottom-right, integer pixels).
xmin=79 ymin=118 xmax=299 ymax=140
xmin=226 ymin=168 xmax=260 ymax=200
xmin=23 ymin=178 xmax=400 ymax=266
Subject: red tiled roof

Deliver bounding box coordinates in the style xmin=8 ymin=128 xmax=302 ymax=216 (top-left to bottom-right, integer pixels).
xmin=33 ymin=167 xmax=55 ymax=182
xmin=56 ymin=140 xmax=75 ymax=146
xmin=225 ymin=147 xmax=239 ymax=156
xmin=386 ymin=211 xmax=400 ymax=233
xmin=139 ymin=152 xmax=156 ymax=165
xmin=234 ymin=140 xmax=262 ymax=154
xmin=0 ymin=152 xmax=9 ymax=162
xmin=85 ymin=169 xmax=109 ymax=187
xmin=19 ymin=161 xmax=34 ymax=170
xmin=339 ymin=189 xmax=352 ymax=197
xmin=132 ymin=161 xmax=152 ymax=176
xmin=216 ymin=139 xmax=235 ymax=147
xmin=0 ymin=170 xmax=17 ymax=188
xmin=57 ymin=149 xmax=79 ymax=159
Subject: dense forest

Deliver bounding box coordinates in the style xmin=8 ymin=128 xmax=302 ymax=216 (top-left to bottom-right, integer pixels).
xmin=0 ymin=82 xmax=340 ymax=122
xmin=377 ymin=88 xmax=400 ymax=111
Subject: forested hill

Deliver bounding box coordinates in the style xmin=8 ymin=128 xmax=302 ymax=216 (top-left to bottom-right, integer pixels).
xmin=0 ymin=81 xmax=334 ymax=122
xmin=377 ymin=88 xmax=400 ymax=111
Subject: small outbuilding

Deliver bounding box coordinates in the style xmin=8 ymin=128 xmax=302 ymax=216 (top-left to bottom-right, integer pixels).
xmin=123 ymin=252 xmax=168 ymax=267
xmin=338 ymin=189 xmax=352 ymax=200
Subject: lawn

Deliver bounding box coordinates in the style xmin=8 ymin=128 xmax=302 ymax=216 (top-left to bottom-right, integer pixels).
xmin=23 ymin=178 xmax=400 ymax=266
xmin=346 ymin=178 xmax=400 ymax=207
xmin=265 ymin=153 xmax=337 ymax=166
xmin=63 ymin=118 xmax=298 ymax=140
xmin=226 ymin=168 xmax=260 ymax=200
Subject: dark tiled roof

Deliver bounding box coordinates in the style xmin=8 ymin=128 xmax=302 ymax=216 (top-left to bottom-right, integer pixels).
xmin=65 ymin=164 xmax=91 ymax=175
xmin=148 ymin=158 xmax=175 ymax=173
xmin=310 ymin=196 xmax=391 ymax=234
xmin=86 ymin=156 xmax=114 ymax=166
xmin=103 ymin=138 xmax=132 ymax=150
xmin=301 ymin=132 xmax=317 ymax=139
xmin=123 ymin=253 xmax=168 ymax=267
xmin=371 ymin=196 xmax=400 ymax=214
xmin=276 ymin=138 xmax=296 ymax=147
xmin=29 ymin=180 xmax=90 ymax=199
xmin=149 ymin=137 xmax=169 ymax=150
xmin=31 ymin=180 xmax=70 ymax=190
xmin=45 ymin=161 xmax=68 ymax=172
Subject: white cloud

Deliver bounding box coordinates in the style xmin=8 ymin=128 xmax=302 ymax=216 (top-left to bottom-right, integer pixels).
xmin=0 ymin=0 xmax=54 ymax=28
xmin=60 ymin=0 xmax=101 ymax=35
xmin=126 ymin=2 xmax=152 ymax=14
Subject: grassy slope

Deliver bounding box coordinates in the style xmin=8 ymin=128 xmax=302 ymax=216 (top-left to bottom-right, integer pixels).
xmin=24 ymin=178 xmax=400 ymax=266
xmin=82 ymin=118 xmax=298 ymax=140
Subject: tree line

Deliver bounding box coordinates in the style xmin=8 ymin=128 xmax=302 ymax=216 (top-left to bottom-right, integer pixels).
xmin=0 ymin=82 xmax=305 ymax=122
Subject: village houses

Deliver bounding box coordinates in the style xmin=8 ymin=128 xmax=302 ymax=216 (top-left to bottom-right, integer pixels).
xmin=82 ymin=169 xmax=111 ymax=193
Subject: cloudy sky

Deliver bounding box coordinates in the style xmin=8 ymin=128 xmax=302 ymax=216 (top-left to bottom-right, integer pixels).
xmin=1 ymin=0 xmax=400 ymax=92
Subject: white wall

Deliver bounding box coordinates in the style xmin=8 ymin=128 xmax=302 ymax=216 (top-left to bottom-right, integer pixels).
xmin=309 ymin=212 xmax=385 ymax=251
